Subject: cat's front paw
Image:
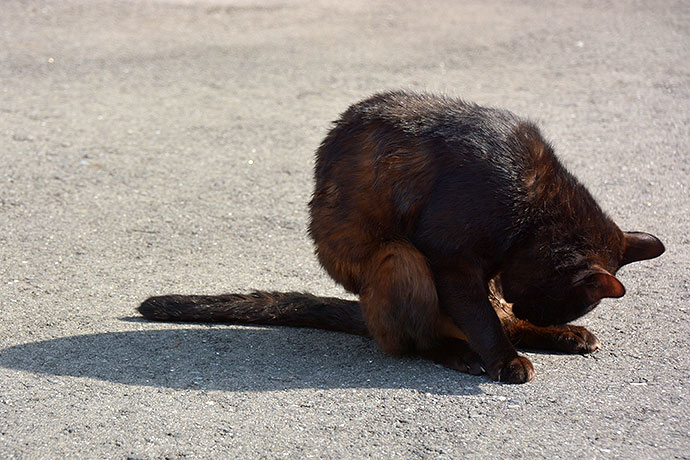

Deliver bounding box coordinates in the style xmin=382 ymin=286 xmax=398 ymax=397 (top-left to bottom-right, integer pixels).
xmin=552 ymin=325 xmax=600 ymax=354
xmin=494 ymin=356 xmax=535 ymax=384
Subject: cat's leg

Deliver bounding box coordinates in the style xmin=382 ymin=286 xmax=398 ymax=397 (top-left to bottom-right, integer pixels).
xmin=435 ymin=271 xmax=534 ymax=383
xmin=504 ymin=320 xmax=601 ymax=354
xmin=358 ymin=241 xmax=442 ymax=355
xmin=419 ymin=336 xmax=484 ymax=375
xmin=358 ymin=242 xmax=486 ymax=375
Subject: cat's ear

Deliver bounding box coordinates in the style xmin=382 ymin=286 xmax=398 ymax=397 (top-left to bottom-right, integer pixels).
xmin=574 ymin=266 xmax=626 ymax=304
xmin=621 ymin=232 xmax=665 ymax=266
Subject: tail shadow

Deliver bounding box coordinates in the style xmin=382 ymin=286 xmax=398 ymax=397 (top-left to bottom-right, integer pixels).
xmin=0 ymin=322 xmax=484 ymax=395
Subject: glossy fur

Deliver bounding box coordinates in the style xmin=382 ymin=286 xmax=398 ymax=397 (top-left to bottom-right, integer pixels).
xmin=140 ymin=91 xmax=664 ymax=383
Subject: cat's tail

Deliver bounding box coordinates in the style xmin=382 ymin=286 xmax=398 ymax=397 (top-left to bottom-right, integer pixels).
xmin=138 ymin=291 xmax=369 ymax=337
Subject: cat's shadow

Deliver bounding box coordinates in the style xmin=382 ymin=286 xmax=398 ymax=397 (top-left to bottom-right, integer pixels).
xmin=0 ymin=318 xmax=485 ymax=395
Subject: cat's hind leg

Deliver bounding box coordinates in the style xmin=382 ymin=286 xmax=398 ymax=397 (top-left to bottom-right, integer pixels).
xmin=357 ymin=241 xmax=442 ymax=356
xmin=419 ymin=337 xmax=484 ymax=375
xmin=357 ymin=241 xmax=490 ymax=377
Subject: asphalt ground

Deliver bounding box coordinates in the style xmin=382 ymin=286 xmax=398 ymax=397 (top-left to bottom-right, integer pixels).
xmin=1 ymin=0 xmax=688 ymax=458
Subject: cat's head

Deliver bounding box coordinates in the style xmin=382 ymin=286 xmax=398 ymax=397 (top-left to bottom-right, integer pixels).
xmin=502 ymin=231 xmax=665 ymax=326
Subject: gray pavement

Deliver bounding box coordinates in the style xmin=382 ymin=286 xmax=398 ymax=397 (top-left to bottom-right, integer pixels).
xmin=1 ymin=0 xmax=688 ymax=458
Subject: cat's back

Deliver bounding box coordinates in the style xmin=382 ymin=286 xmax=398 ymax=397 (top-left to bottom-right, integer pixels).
xmin=313 ymin=91 xmax=541 ymax=208
xmin=338 ymin=90 xmax=520 ymax=141
xmin=315 ymin=91 xmax=534 ymax=177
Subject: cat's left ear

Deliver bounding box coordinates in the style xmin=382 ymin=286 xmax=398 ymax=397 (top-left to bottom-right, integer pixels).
xmin=573 ymin=266 xmax=626 ymax=304
xmin=621 ymin=232 xmax=665 ymax=266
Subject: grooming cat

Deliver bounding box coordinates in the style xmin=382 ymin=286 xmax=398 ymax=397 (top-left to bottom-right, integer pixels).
xmin=139 ymin=91 xmax=664 ymax=383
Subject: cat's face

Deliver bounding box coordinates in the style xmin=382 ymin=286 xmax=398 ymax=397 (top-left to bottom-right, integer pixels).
xmin=503 ymin=231 xmax=664 ymax=326
xmin=507 ymin=267 xmax=623 ymax=326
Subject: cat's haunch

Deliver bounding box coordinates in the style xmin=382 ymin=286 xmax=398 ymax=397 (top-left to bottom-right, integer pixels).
xmin=139 ymin=91 xmax=664 ymax=383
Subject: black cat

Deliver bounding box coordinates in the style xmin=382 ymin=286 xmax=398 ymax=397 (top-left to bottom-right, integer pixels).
xmin=140 ymin=91 xmax=664 ymax=383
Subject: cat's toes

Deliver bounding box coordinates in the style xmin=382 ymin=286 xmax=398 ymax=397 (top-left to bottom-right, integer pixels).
xmin=447 ymin=349 xmax=484 ymax=375
xmin=556 ymin=326 xmax=600 ymax=354
xmin=425 ymin=339 xmax=485 ymax=375
xmin=495 ymin=356 xmax=535 ymax=384
xmin=441 ymin=348 xmax=484 ymax=375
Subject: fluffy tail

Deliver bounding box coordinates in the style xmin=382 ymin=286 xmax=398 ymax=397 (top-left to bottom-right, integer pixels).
xmin=138 ymin=291 xmax=369 ymax=337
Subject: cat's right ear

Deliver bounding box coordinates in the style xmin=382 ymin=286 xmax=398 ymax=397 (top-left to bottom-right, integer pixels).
xmin=573 ymin=266 xmax=626 ymax=305
xmin=621 ymin=232 xmax=665 ymax=266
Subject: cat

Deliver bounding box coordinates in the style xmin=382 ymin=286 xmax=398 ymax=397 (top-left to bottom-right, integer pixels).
xmin=139 ymin=91 xmax=664 ymax=383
